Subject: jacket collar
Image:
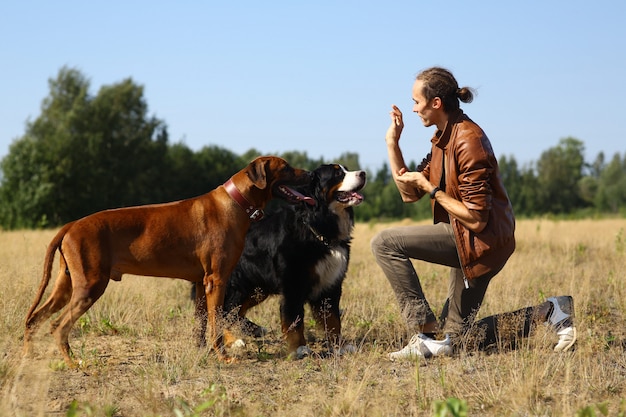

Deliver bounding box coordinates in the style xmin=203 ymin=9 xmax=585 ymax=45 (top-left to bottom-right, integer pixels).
xmin=431 ymin=109 xmax=465 ymax=150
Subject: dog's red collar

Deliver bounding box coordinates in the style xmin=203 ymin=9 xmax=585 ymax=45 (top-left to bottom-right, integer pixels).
xmin=224 ymin=179 xmax=264 ymax=221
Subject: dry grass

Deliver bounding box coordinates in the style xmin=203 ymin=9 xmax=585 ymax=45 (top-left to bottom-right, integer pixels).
xmin=1 ymin=219 xmax=625 ymax=416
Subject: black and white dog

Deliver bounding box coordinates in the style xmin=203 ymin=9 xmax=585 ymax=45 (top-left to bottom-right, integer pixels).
xmin=222 ymin=164 xmax=366 ymax=358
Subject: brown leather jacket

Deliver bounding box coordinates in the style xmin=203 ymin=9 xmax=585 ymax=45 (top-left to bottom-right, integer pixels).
xmin=419 ymin=110 xmax=516 ymax=280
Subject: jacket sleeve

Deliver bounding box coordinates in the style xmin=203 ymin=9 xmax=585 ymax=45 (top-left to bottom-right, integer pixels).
xmin=411 ymin=153 xmax=431 ymax=200
xmin=455 ymin=129 xmax=496 ymax=212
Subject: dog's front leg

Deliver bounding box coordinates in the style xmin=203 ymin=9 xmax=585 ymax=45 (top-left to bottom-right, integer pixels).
xmin=194 ymin=281 xmax=208 ymax=347
xmin=280 ymin=302 xmax=308 ymax=359
xmin=203 ymin=272 xmax=233 ymax=363
xmin=310 ymin=297 xmax=342 ymax=345
xmin=311 ymin=296 xmax=355 ymax=356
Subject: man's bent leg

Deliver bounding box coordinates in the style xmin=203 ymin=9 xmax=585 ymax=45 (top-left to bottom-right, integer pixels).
xmin=371 ymin=223 xmax=459 ymax=333
xmin=441 ymin=267 xmax=494 ymax=350
xmin=464 ymin=297 xmax=576 ymax=352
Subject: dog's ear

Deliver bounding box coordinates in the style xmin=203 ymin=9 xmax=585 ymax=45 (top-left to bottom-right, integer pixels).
xmin=247 ymin=157 xmax=268 ymax=189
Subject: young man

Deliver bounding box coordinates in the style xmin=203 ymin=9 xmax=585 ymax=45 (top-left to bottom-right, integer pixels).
xmin=371 ymin=67 xmax=576 ymax=360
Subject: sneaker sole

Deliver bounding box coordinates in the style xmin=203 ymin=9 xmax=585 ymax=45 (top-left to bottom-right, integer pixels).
xmin=388 ymin=353 xmax=421 ymax=362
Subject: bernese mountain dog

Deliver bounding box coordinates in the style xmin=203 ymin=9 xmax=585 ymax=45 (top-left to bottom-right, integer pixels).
xmin=223 ymin=163 xmax=366 ymax=359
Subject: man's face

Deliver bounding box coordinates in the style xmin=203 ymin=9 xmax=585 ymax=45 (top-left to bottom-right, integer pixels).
xmin=412 ymin=79 xmax=440 ymax=128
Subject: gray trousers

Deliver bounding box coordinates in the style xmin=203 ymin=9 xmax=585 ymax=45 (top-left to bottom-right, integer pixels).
xmin=371 ymin=222 xmax=513 ymax=347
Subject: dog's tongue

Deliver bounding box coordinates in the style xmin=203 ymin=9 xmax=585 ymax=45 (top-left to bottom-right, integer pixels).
xmin=284 ymin=186 xmax=316 ymax=206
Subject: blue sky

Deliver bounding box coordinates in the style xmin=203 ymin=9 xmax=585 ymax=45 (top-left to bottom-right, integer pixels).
xmin=1 ymin=1 xmax=625 ymax=172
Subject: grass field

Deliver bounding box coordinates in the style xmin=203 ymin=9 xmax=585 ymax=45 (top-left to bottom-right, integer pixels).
xmin=1 ymin=218 xmax=625 ymax=416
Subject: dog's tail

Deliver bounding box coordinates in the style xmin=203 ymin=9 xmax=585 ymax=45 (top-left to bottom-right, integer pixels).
xmin=24 ymin=221 xmax=75 ymax=322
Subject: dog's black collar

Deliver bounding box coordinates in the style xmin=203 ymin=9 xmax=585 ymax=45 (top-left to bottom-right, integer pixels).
xmin=306 ymin=223 xmax=329 ymax=246
xmin=305 ymin=221 xmax=341 ymax=248
xmin=224 ymin=179 xmax=264 ymax=221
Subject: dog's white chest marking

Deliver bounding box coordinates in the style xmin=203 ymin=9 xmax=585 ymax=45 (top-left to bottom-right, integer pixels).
xmin=313 ymin=246 xmax=348 ymax=297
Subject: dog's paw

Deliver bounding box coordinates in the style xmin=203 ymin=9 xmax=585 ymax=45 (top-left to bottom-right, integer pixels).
xmin=340 ymin=344 xmax=357 ymax=355
xmin=296 ymin=345 xmax=312 ymax=359
xmin=241 ymin=319 xmax=268 ymax=338
xmin=288 ymin=345 xmax=312 ymax=360
xmin=231 ymin=339 xmax=246 ymax=348
xmin=251 ymin=325 xmax=268 ymax=338
xmin=328 ymin=343 xmax=357 ymax=356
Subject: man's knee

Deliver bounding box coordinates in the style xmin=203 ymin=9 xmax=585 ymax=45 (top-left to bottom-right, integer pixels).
xmin=370 ymin=229 xmax=392 ymax=258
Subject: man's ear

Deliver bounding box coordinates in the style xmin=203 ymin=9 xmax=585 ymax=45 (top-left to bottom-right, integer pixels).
xmin=431 ymin=97 xmax=442 ymax=109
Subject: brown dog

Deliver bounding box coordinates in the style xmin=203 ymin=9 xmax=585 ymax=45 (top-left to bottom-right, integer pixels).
xmin=23 ymin=156 xmax=312 ymax=366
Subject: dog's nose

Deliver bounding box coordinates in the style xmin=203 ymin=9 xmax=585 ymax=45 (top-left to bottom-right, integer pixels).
xmin=358 ymin=171 xmax=366 ymax=180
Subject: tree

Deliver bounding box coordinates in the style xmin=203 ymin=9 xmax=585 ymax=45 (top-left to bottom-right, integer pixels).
xmin=194 ymin=145 xmax=245 ymax=192
xmin=535 ymin=137 xmax=587 ymax=214
xmin=0 ymin=68 xmax=92 ymax=228
xmin=516 ymin=163 xmax=541 ymax=216
xmin=578 ymin=152 xmax=605 ymax=206
xmin=499 ymin=155 xmax=522 ymax=214
xmin=157 ymin=144 xmax=243 ymax=203
xmin=78 ymin=76 xmax=169 ymax=211
xmin=278 ymin=150 xmax=324 ymax=171
xmin=594 ymin=152 xmax=626 ymax=213
xmin=0 ymin=67 xmax=168 ymax=229
xmin=333 ymin=152 xmax=361 ymax=170
xmin=0 ymin=137 xmax=56 ymax=228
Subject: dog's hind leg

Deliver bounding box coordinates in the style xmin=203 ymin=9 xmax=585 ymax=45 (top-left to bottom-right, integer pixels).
xmin=222 ymin=295 xmax=270 ymax=346
xmin=239 ymin=297 xmax=270 ymax=337
xmin=226 ymin=291 xmax=270 ymax=338
xmin=50 ymin=275 xmax=109 ymax=367
xmin=23 ymin=260 xmax=72 ymax=357
xmin=310 ymin=294 xmax=356 ymax=355
xmin=194 ymin=281 xmax=208 ymax=347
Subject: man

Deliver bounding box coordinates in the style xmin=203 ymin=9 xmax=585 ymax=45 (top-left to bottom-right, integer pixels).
xmin=371 ymin=67 xmax=576 ymax=360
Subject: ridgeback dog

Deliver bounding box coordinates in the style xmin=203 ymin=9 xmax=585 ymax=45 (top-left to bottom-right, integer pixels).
xmin=23 ymin=156 xmax=312 ymax=366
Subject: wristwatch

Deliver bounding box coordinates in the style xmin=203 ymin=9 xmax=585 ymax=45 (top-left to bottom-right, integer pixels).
xmin=430 ymin=186 xmax=441 ymax=199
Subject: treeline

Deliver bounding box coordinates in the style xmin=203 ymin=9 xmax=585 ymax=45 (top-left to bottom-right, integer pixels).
xmin=0 ymin=68 xmax=625 ymax=230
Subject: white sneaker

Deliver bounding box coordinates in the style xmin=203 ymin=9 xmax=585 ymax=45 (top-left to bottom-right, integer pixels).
xmin=388 ymin=333 xmax=452 ymax=361
xmin=554 ymin=326 xmax=577 ymax=352
xmin=546 ymin=296 xmax=577 ymax=352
